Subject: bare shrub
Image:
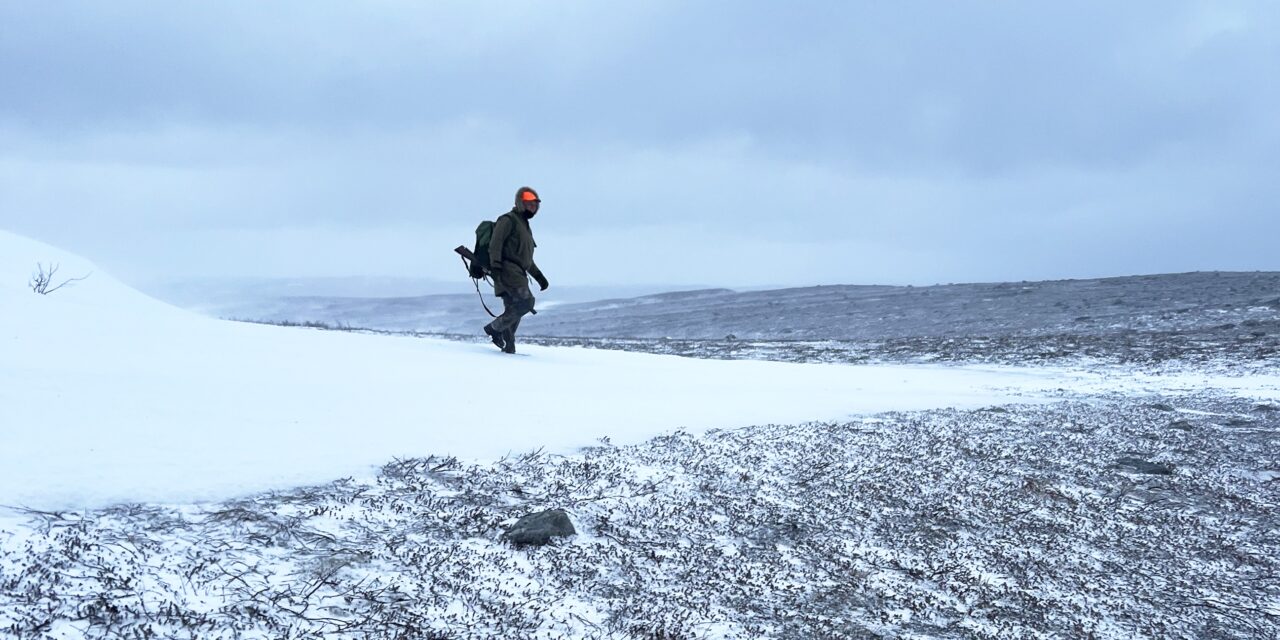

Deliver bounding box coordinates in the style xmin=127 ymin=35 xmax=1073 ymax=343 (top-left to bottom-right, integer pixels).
xmin=29 ymin=262 xmax=90 ymax=295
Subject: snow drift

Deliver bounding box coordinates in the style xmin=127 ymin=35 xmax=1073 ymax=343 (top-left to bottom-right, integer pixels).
xmin=0 ymin=230 xmax=1111 ymax=509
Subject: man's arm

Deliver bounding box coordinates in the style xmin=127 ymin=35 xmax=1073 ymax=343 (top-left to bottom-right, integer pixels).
xmin=530 ymin=262 xmax=549 ymax=290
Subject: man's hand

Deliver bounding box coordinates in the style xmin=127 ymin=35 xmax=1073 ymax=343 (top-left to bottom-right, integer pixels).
xmin=534 ymin=273 xmax=549 ymax=291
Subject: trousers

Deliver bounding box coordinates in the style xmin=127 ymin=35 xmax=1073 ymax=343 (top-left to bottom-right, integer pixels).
xmin=489 ymin=284 xmax=535 ymax=334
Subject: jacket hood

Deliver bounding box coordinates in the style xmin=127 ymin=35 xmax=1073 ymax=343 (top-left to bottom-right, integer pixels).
xmin=514 ymin=186 xmax=540 ymax=215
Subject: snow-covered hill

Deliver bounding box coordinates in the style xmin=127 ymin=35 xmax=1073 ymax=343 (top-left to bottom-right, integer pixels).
xmin=2 ymin=229 xmax=1089 ymax=510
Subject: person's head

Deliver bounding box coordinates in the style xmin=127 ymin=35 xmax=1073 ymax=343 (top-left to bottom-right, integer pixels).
xmin=515 ymin=186 xmax=540 ymax=217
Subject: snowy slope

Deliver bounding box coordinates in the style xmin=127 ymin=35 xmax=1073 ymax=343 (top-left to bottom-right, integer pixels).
xmin=0 ymin=229 xmax=1088 ymax=510
xmin=5 ymin=230 xmax=1274 ymax=511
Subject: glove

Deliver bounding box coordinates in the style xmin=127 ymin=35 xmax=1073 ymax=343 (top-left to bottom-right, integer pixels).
xmin=533 ymin=272 xmax=549 ymax=291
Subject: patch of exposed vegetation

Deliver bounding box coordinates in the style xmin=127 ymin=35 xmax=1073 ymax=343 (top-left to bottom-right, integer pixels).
xmin=3 ymin=394 xmax=1277 ymax=638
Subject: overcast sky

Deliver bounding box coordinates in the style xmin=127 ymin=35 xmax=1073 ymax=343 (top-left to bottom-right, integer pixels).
xmin=2 ymin=1 xmax=1277 ymax=290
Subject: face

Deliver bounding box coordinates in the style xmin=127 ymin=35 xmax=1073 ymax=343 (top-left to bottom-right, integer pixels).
xmin=523 ymin=198 xmax=540 ymax=216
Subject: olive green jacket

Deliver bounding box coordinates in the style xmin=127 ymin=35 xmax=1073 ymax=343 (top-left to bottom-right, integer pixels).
xmin=488 ymin=209 xmax=545 ymax=296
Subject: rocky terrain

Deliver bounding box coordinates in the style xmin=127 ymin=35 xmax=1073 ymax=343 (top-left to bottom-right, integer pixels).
xmin=4 ymin=394 xmax=1277 ymax=639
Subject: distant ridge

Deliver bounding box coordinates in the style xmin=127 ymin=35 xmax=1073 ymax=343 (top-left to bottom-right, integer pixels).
xmin=525 ymin=271 xmax=1280 ymax=341
xmin=149 ymin=270 xmax=1280 ymax=342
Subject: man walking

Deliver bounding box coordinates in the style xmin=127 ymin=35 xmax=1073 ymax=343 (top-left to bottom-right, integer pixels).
xmin=483 ymin=186 xmax=549 ymax=354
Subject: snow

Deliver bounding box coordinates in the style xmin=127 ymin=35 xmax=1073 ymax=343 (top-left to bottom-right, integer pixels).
xmin=0 ymin=229 xmax=1272 ymax=512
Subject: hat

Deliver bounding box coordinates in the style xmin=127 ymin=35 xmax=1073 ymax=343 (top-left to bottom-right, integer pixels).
xmin=515 ymin=186 xmax=540 ymax=204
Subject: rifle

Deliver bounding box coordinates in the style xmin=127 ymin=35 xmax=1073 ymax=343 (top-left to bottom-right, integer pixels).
xmin=453 ymin=246 xmax=535 ymax=316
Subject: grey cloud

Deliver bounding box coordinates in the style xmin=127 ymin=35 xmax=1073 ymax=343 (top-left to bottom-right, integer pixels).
xmin=1 ymin=1 xmax=1277 ymax=288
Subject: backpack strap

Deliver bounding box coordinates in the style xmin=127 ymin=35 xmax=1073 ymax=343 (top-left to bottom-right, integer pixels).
xmin=456 ymin=248 xmax=498 ymax=318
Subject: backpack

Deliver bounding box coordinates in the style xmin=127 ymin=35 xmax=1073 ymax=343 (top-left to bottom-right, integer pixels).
xmin=454 ymin=213 xmax=513 ymax=279
xmin=468 ymin=219 xmax=495 ymax=279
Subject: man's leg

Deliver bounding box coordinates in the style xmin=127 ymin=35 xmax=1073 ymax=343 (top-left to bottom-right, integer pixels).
xmin=490 ymin=286 xmax=535 ymax=353
xmin=502 ymin=314 xmax=521 ymax=354
xmin=483 ymin=295 xmax=510 ymax=349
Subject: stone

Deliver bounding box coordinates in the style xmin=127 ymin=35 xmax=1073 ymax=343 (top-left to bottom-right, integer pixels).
xmin=1222 ymin=418 xmax=1256 ymax=428
xmin=502 ymin=509 xmax=576 ymax=546
xmin=1115 ymin=457 xmax=1175 ymax=475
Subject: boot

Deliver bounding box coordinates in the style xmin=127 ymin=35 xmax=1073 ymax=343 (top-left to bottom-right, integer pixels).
xmin=502 ymin=329 xmax=516 ymax=354
xmin=484 ymin=324 xmax=505 ymax=350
